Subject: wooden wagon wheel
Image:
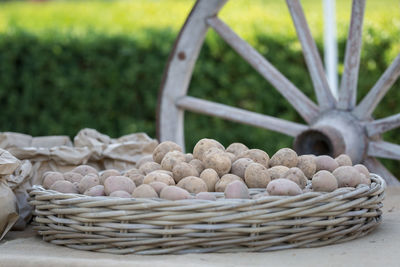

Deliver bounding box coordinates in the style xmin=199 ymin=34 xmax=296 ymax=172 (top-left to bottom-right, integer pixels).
xmin=157 ymin=0 xmax=400 ymax=185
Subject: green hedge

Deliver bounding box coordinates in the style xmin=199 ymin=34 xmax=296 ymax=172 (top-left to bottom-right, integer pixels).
xmin=0 ymin=0 xmax=399 ymax=177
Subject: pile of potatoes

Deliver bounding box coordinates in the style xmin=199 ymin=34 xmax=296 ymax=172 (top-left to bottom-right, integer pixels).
xmin=42 ymin=138 xmax=372 ymax=200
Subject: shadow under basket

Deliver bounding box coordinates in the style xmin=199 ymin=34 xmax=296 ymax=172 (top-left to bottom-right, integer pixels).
xmin=28 ymin=174 xmax=386 ymax=255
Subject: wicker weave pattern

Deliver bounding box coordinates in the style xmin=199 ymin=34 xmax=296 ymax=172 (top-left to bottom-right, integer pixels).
xmin=28 ymin=174 xmax=385 ymax=255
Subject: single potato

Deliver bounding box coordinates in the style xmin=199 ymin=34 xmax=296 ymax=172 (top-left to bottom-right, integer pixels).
xmin=269 ymin=148 xmax=298 ymax=168
xmin=193 ymin=138 xmax=225 ymax=161
xmin=203 ymin=151 xmax=232 ymax=177
xmin=104 ymin=175 xmax=136 ymax=195
xmin=185 ymin=153 xmax=194 ymax=163
xmin=315 ymin=155 xmax=339 ymax=172
xmin=71 ymin=165 xmax=98 ymax=176
xmin=99 ymin=169 xmax=120 ymax=184
xmin=172 ymin=162 xmax=199 ymax=183
xmin=266 ymin=178 xmax=302 ymax=196
xmin=160 ymin=186 xmax=192 ymax=200
xmin=267 ymin=166 xmax=290 ymax=180
xmin=296 ymin=155 xmax=316 ymax=179
xmin=226 ymin=143 xmax=249 ymax=157
xmin=132 ymin=184 xmax=158 ymax=198
xmin=200 ymin=168 xmax=220 ymax=192
xmin=224 ymin=180 xmax=250 ymax=199
xmin=143 ymin=172 xmax=175 ymax=186
xmin=335 ymin=154 xmax=352 ymax=166
xmin=244 ymin=163 xmax=271 ymax=188
xmin=231 ymin=158 xmax=254 ymax=178
xmin=332 ymin=166 xmax=361 ymax=188
xmin=237 ymin=149 xmax=269 ymax=168
xmin=177 ymin=176 xmax=208 ymax=194
xmin=50 ymin=180 xmax=79 ymax=194
xmin=152 ymin=141 xmax=182 ymax=164
xmin=160 ymin=151 xmax=186 ymax=171
xmin=312 ymin=170 xmax=338 ymax=192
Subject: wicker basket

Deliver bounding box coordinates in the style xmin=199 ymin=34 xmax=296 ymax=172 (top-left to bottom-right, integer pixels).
xmin=28 ymin=174 xmax=386 ymax=255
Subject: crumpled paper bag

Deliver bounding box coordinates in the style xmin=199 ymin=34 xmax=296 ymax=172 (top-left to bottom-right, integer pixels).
xmin=1 ymin=128 xmax=158 ymax=230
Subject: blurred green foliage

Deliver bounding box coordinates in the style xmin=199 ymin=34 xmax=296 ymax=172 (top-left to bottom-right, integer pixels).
xmin=0 ymin=0 xmax=399 ymax=176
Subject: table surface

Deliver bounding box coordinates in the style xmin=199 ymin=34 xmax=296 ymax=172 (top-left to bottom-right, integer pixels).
xmin=1 ymin=187 xmax=399 ymax=267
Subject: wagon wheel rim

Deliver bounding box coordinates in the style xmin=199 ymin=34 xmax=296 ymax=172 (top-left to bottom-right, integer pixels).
xmin=157 ymin=0 xmax=400 ymax=185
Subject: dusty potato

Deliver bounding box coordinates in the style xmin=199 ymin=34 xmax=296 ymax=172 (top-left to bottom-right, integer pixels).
xmin=143 ymin=172 xmax=175 ymax=186
xmin=215 ymin=174 xmax=243 ymax=192
xmin=185 ymin=153 xmax=194 ymax=163
xmin=99 ymin=169 xmax=120 ymax=184
xmin=203 ymin=151 xmax=232 ymax=177
xmin=177 ymin=176 xmax=208 ymax=194
xmin=132 ymin=184 xmax=158 ymax=198
xmin=267 ymin=166 xmax=290 ymax=180
xmin=269 ymin=148 xmax=298 ymax=168
xmin=312 ymin=170 xmax=338 ymax=192
xmin=231 ymin=158 xmax=254 ymax=178
xmin=189 ymin=159 xmax=205 ymax=174
xmin=139 ymin=162 xmax=162 ymax=175
xmin=238 ymin=149 xmax=269 ymax=168
xmin=196 ymin=192 xmax=217 ymax=201
xmin=78 ymin=174 xmax=100 ymax=194
xmin=43 ymin=172 xmax=64 ymax=189
xmin=360 ymin=174 xmax=371 ymax=186
xmin=193 ymin=138 xmax=225 ymax=161
xmin=315 ymin=155 xmax=339 ymax=172
xmin=50 ymin=180 xmax=79 ymax=194
xmin=172 ymin=162 xmax=199 ymax=183
xmin=226 ymin=143 xmax=249 ymax=157
xmin=84 ymin=185 xmax=105 ymax=196
xmin=109 ymin=190 xmax=131 ymax=198
xmin=124 ymin=168 xmax=145 ymax=187
xmin=136 ymin=155 xmax=154 ymax=168
xmin=149 ymin=181 xmax=168 ymax=195
xmin=224 ymin=180 xmax=250 ymax=199
xmin=282 ymin=167 xmax=307 ymax=189
xmin=244 ymin=163 xmax=271 ymax=188
xmin=63 ymin=172 xmax=83 ymax=184
xmin=199 ymin=168 xmax=220 ymax=192
xmin=297 ymin=155 xmax=316 ymax=179
xmin=160 ymin=186 xmax=192 ymax=200
xmin=225 ymin=152 xmax=236 ymax=162
xmin=71 ymin=165 xmax=98 ymax=176
xmin=335 ymin=154 xmax=353 ymax=167
xmin=266 ymin=178 xmax=302 ymax=196
xmin=332 ymin=166 xmax=361 ymax=188
xmin=160 ymin=151 xmax=186 ymax=171
xmin=152 ymin=141 xmax=182 ymax=164
xmin=354 ymin=164 xmax=370 ymax=177
xmin=104 ymin=175 xmax=136 ymax=195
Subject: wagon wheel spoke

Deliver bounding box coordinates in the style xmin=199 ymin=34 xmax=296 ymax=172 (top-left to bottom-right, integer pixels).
xmin=363 ymin=157 xmax=400 ymax=186
xmin=365 ymin=113 xmax=400 ymax=137
xmin=353 ymin=53 xmax=400 ymax=119
xmin=206 ymin=17 xmax=319 ymax=124
xmin=338 ymin=0 xmax=366 ymax=110
xmin=367 ymin=141 xmax=400 ymax=161
xmin=176 ymin=96 xmax=308 ymax=137
xmin=286 ymin=0 xmax=336 ymax=109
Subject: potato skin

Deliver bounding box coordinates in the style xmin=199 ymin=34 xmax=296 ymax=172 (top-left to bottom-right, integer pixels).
xmin=71 ymin=165 xmax=98 ymax=176
xmin=297 ymin=155 xmax=316 ymax=179
xmin=99 ymin=169 xmax=120 ymax=184
xmin=78 ymin=174 xmax=100 ymax=194
xmin=315 ymin=155 xmax=339 ymax=172
xmin=244 ymin=163 xmax=271 ymax=188
xmin=200 ymin=168 xmax=220 ymax=192
xmin=124 ymin=168 xmax=145 ymax=187
xmin=189 ymin=159 xmax=205 ymax=174
xmin=149 ymin=181 xmax=168 ymax=195
xmin=215 ymin=174 xmax=242 ymax=192
xmin=136 ymin=155 xmax=154 ymax=168
xmin=185 ymin=153 xmax=194 ymax=163
xmin=132 ymin=184 xmax=158 ymax=198
xmin=359 ymin=174 xmax=371 ymax=186
xmin=238 ymin=149 xmax=269 ymax=168
xmin=152 ymin=141 xmax=182 ymax=164
xmin=196 ymin=192 xmax=217 ymax=201
xmin=312 ymin=170 xmax=338 ymax=192
xmin=231 ymin=158 xmax=254 ymax=178
xmin=104 ymin=175 xmax=136 ymax=195
xmin=50 ymin=180 xmax=79 ymax=194
xmin=63 ymin=172 xmax=83 ymax=184
xmin=335 ymin=154 xmax=353 ymax=167
xmin=282 ymin=167 xmax=307 ymax=189
xmin=84 ymin=185 xmax=105 ymax=196
xmin=269 ymin=148 xmax=298 ymax=168
xmin=226 ymin=143 xmax=248 ymax=157
xmin=177 ymin=176 xmax=208 ymax=194
xmin=266 ymin=179 xmax=302 ymax=196
xmin=203 ymin=151 xmax=231 ymax=177
xmin=224 ymin=180 xmax=250 ymax=199
xmin=143 ymin=172 xmax=175 ymax=186
xmin=193 ymin=138 xmax=225 ymax=161
xmin=160 ymin=186 xmax=192 ymax=200
xmin=353 ymin=164 xmax=370 ymax=177
xmin=267 ymin=166 xmax=290 ymax=180
xmin=172 ymin=162 xmax=199 ymax=183
xmin=43 ymin=172 xmax=64 ymax=189
xmin=332 ymin=166 xmax=361 ymax=187
xmin=109 ymin=190 xmax=131 ymax=198
xmin=139 ymin=162 xmax=161 ymax=175
xmin=160 ymin=151 xmax=186 ymax=171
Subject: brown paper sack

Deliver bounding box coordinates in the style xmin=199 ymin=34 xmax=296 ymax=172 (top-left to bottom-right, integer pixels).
xmin=1 ymin=128 xmax=158 ymax=230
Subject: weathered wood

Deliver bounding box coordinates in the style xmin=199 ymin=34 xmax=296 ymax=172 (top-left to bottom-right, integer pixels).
xmin=286 ymin=0 xmax=336 ymax=109
xmin=353 ymin=53 xmax=400 ymax=119
xmin=176 ymin=96 xmax=308 ymax=137
xmin=366 ymin=113 xmax=400 ymax=137
xmin=157 ymin=0 xmax=227 ymax=148
xmin=338 ymin=0 xmax=366 ymax=110
xmin=367 ymin=141 xmax=400 ymax=161
xmin=363 ymin=157 xmax=400 ymax=186
xmin=207 ymin=17 xmax=319 ymax=124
